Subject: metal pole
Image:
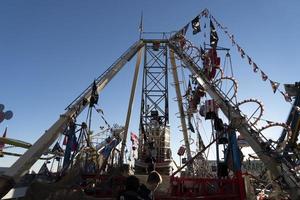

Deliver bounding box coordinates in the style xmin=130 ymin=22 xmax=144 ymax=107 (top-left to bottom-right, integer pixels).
xmin=0 ymin=40 xmax=144 ymax=198
xmin=120 ymin=47 xmax=143 ymax=165
xmin=169 ymin=49 xmax=193 ymax=172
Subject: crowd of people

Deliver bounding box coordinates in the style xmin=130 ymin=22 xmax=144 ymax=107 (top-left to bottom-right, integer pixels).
xmin=117 ymin=171 xmax=162 ymax=200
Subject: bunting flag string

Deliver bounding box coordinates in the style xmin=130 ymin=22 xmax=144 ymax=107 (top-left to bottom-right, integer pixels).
xmin=172 ymin=9 xmax=293 ymax=104
xmin=210 ymin=14 xmax=293 ymax=103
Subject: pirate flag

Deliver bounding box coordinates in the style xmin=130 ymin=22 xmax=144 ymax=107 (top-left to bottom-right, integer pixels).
xmin=90 ymin=80 xmax=99 ymax=107
xmin=210 ymin=20 xmax=219 ymax=48
xmin=192 ymin=16 xmax=201 ymax=35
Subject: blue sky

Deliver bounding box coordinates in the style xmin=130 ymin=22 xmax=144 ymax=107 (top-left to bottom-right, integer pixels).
xmin=1 ymin=0 xmax=300 ymax=170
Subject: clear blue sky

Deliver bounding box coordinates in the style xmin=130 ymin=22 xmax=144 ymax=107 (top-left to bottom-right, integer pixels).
xmin=1 ymin=0 xmax=300 ymax=170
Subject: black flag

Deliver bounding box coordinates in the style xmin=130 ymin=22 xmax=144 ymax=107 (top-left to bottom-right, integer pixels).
xmin=90 ymin=80 xmax=99 ymax=106
xmin=200 ymin=46 xmax=205 ymax=60
xmin=192 ymin=16 xmax=201 ymax=35
xmin=180 ymin=23 xmax=190 ymax=36
xmin=210 ymin=20 xmax=219 ymax=48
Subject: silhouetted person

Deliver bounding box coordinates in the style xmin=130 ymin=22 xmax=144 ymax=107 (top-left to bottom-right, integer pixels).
xmin=138 ymin=171 xmax=162 ymax=200
xmin=118 ymin=175 xmax=142 ymax=200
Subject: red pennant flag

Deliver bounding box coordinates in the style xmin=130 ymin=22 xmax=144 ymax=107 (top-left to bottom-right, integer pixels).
xmin=63 ymin=135 xmax=68 ymax=145
xmin=247 ymin=56 xmax=252 ymax=65
xmin=261 ymin=71 xmax=268 ymax=81
xmin=177 ymin=145 xmax=186 ymax=156
xmin=280 ymin=91 xmax=292 ymax=102
xmin=130 ymin=132 xmax=139 ymax=144
xmin=253 ymin=63 xmax=259 ymax=73
xmin=270 ymin=80 xmax=280 ymax=93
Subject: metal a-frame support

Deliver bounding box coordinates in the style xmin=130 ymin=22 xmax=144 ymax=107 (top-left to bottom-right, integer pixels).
xmin=168 ymin=41 xmax=300 ymax=199
xmin=0 ymin=40 xmax=145 ymax=198
xmin=137 ymin=40 xmax=171 ymax=174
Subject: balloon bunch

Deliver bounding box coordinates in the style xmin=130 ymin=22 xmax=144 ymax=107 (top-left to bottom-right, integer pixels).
xmin=0 ymin=104 xmax=13 ymax=123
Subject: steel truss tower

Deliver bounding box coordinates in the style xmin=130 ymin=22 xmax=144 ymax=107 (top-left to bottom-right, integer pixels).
xmin=136 ymin=41 xmax=172 ymax=175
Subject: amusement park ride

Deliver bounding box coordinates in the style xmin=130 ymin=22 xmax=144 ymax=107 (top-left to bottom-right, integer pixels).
xmin=1 ymin=8 xmax=300 ymax=200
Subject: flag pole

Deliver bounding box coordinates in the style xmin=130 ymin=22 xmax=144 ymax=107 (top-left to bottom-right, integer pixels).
xmin=139 ymin=11 xmax=143 ymax=39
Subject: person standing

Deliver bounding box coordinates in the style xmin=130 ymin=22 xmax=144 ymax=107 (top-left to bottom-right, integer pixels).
xmin=138 ymin=171 xmax=162 ymax=200
xmin=118 ymin=175 xmax=143 ymax=200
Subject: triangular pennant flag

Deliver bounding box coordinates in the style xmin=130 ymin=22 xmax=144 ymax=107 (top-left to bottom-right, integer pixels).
xmin=280 ymin=91 xmax=292 ymax=102
xmin=232 ymin=38 xmax=236 ymax=46
xmin=200 ymin=46 xmax=205 ymax=60
xmin=237 ymin=45 xmax=241 ymax=53
xmin=192 ymin=16 xmax=201 ymax=35
xmin=270 ymin=80 xmax=280 ymax=93
xmin=139 ymin=12 xmax=143 ymax=33
xmin=52 ymin=142 xmax=64 ymax=154
xmin=201 ymin=9 xmax=209 ymax=17
xmin=188 ymin=117 xmax=195 ymax=133
xmin=38 ymin=163 xmax=50 ymax=175
xmin=183 ymin=80 xmax=192 ymax=98
xmin=240 ymin=48 xmax=245 ymax=58
xmin=2 ymin=127 xmax=7 ymax=138
xmin=210 ymin=20 xmax=219 ymax=48
xmin=261 ymin=70 xmax=268 ymax=81
xmin=253 ymin=63 xmax=259 ymax=73
xmin=96 ymin=108 xmax=104 ymax=115
xmin=247 ymin=56 xmax=252 ymax=65
xmin=0 ymin=127 xmax=7 ymax=150
xmin=180 ymin=23 xmax=189 ymax=36
xmin=266 ymin=120 xmax=273 ymax=124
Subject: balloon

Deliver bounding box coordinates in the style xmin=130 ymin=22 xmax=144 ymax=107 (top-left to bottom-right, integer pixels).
xmin=0 ymin=104 xmax=4 ymax=112
xmin=4 ymin=110 xmax=13 ymax=120
xmin=0 ymin=112 xmax=4 ymax=123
